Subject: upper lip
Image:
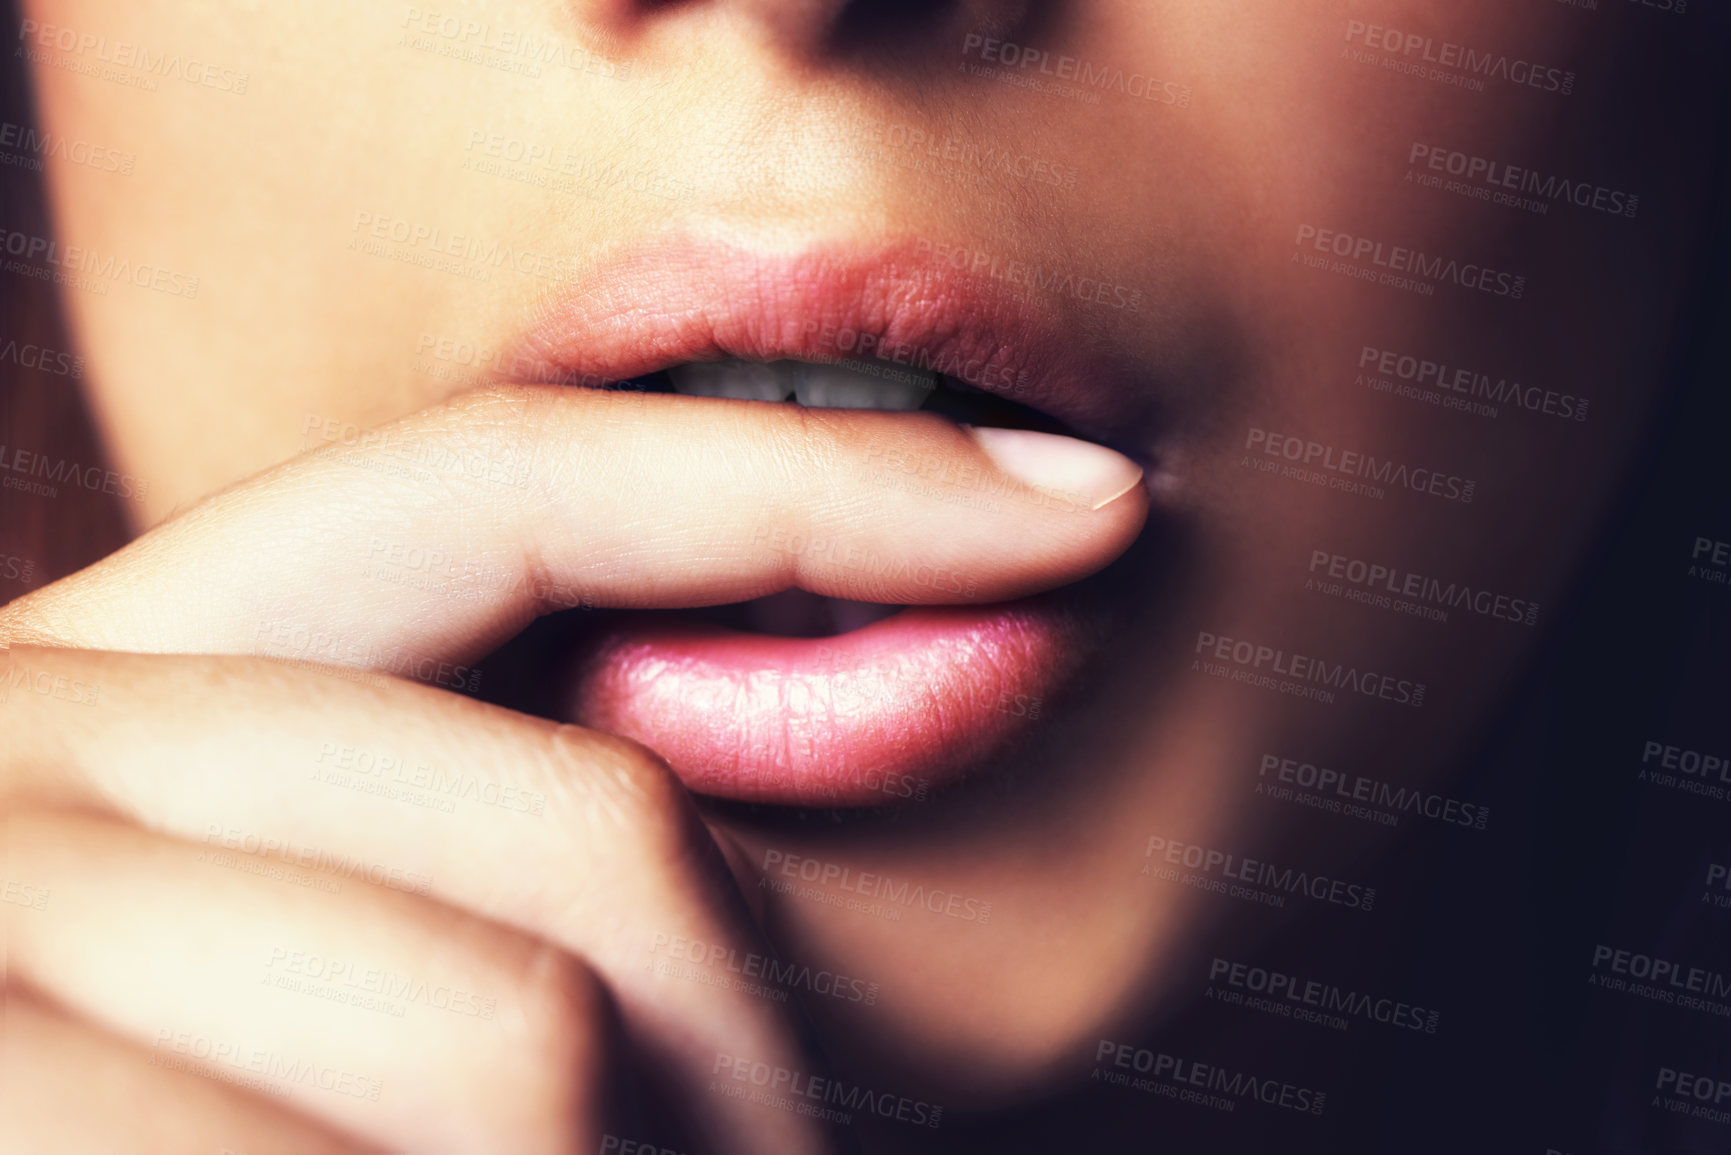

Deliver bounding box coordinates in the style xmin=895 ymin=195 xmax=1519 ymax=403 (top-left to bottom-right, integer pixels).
xmin=507 ymin=230 xmax=1161 ymax=456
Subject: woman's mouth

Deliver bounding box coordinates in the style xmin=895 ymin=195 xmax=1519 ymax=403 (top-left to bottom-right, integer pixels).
xmin=506 ymin=234 xmax=1161 ymax=807
xmin=563 ymin=355 xmax=1114 ymax=806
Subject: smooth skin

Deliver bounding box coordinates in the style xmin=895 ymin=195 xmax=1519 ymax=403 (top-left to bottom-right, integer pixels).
xmin=2 ymin=0 xmax=1710 ymax=1149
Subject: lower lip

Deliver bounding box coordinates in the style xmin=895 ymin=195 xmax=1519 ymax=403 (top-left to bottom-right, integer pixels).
xmin=564 ymin=598 xmax=1086 ymax=806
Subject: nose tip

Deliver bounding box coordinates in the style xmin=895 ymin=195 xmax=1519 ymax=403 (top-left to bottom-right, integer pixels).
xmin=733 ymin=0 xmax=857 ymax=48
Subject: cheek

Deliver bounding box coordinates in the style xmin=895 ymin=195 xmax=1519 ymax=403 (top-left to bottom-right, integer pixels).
xmin=26 ymin=0 xmax=651 ymax=519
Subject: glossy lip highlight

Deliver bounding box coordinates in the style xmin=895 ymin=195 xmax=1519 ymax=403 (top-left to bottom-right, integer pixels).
xmin=510 ymin=231 xmax=1151 ymax=806
xmin=571 ymin=603 xmax=1087 ymax=805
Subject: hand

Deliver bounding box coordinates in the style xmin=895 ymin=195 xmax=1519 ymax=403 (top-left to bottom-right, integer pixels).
xmin=0 ymin=384 xmax=1146 ymax=1152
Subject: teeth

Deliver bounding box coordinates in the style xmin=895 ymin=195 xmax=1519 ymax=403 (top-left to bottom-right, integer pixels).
xmin=792 ymin=360 xmax=935 ymax=410
xmin=667 ymin=359 xmax=794 ymax=401
xmin=666 ymin=357 xmax=936 ymax=411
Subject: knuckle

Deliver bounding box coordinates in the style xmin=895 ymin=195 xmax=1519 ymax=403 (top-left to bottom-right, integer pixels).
xmin=754 ymin=405 xmax=854 ymax=566
xmin=513 ymin=945 xmax=616 ymax=1136
xmin=769 ymin=403 xmax=847 ymax=488
xmin=443 ymin=379 xmax=539 ymax=419
xmin=542 ymin=724 xmax=698 ymax=859
xmin=419 ymin=381 xmax=540 ymax=441
xmin=520 ymin=945 xmax=611 ymax=1063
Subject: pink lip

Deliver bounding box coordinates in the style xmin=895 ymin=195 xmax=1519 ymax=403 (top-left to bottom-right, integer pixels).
xmin=510 ymin=231 xmax=1144 ymax=805
xmin=571 ymin=604 xmax=1083 ymax=805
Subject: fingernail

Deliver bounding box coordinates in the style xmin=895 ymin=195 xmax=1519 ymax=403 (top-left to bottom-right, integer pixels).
xmin=966 ymin=426 xmax=1145 ymax=511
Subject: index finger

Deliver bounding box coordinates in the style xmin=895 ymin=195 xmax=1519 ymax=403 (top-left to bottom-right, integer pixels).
xmin=0 ymin=385 xmax=1146 ymax=666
